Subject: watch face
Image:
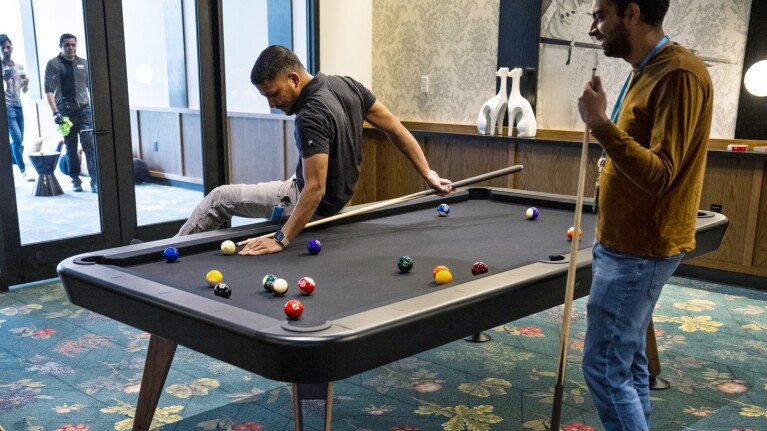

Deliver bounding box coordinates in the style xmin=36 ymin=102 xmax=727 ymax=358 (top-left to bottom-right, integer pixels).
xmin=274 ymin=231 xmax=285 ymax=241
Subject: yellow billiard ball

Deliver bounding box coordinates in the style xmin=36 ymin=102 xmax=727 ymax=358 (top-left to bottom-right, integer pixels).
xmin=435 ymin=270 xmax=453 ymax=286
xmin=206 ymin=270 xmax=223 ymax=287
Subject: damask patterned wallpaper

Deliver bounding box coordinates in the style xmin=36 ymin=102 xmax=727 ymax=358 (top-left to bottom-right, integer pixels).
xmin=371 ymin=0 xmax=500 ymax=124
xmin=372 ymin=0 xmax=752 ymax=139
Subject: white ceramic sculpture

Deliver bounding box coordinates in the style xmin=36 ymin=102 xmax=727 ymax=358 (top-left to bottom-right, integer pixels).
xmin=476 ymin=67 xmax=509 ymax=135
xmin=507 ymin=68 xmax=537 ymax=138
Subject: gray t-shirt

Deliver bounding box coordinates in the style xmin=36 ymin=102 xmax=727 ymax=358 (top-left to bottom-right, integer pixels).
xmin=292 ymin=73 xmax=376 ymax=217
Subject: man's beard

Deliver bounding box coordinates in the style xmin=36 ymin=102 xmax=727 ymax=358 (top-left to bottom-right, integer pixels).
xmin=603 ymin=20 xmax=632 ymax=59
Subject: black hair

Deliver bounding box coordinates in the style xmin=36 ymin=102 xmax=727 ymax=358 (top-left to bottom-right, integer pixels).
xmin=0 ymin=34 xmax=10 ymax=46
xmin=59 ymin=33 xmax=77 ymax=46
xmin=250 ymin=45 xmax=305 ymax=85
xmin=613 ymin=0 xmax=669 ymax=27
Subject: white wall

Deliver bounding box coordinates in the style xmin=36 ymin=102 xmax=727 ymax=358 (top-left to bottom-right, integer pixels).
xmin=319 ymin=0 xmax=372 ymax=89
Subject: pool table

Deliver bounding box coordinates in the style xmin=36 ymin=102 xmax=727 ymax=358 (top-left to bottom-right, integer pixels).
xmin=57 ymin=188 xmax=728 ymax=430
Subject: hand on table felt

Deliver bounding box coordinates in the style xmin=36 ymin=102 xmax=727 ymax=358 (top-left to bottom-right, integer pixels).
xmin=238 ymin=236 xmax=285 ymax=256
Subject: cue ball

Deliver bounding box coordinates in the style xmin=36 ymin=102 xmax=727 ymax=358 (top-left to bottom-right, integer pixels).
xmin=297 ymin=277 xmax=316 ymax=295
xmin=526 ymin=207 xmax=539 ymax=220
xmin=433 ymin=265 xmax=450 ymax=279
xmin=435 ymin=270 xmax=453 ymax=285
xmin=471 ymin=262 xmax=489 ymax=276
xmin=397 ymin=256 xmax=414 ymax=273
xmin=220 ymin=240 xmax=236 ymax=255
xmin=284 ymin=299 xmax=304 ymax=320
xmin=307 ymin=239 xmax=322 ymax=255
xmin=213 ymin=282 xmax=231 ymax=298
xmin=206 ymin=270 xmax=223 ymax=287
xmin=567 ymin=226 xmax=582 ymax=240
xmin=271 ymin=278 xmax=289 ymax=296
xmin=262 ymin=274 xmax=277 ymax=292
xmin=437 ymin=203 xmax=450 ymax=217
xmin=163 ymin=247 xmax=179 ymax=263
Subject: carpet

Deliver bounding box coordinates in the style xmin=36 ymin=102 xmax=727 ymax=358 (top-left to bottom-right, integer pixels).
xmin=0 ymin=276 xmax=765 ymax=431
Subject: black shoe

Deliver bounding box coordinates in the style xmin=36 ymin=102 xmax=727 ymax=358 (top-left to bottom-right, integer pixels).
xmin=91 ymin=184 xmax=98 ymax=193
xmin=129 ymin=238 xmax=144 ymax=245
xmin=72 ymin=184 xmax=83 ymax=192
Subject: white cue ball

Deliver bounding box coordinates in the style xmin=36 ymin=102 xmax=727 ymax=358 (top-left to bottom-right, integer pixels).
xmin=221 ymin=240 xmax=236 ymax=255
xmin=271 ymin=278 xmax=289 ymax=296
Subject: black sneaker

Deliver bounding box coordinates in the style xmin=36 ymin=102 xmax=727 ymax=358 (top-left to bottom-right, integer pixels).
xmin=72 ymin=184 xmax=83 ymax=192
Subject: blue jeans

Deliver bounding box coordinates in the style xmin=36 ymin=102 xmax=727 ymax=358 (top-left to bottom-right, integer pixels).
xmin=583 ymin=242 xmax=684 ymax=431
xmin=7 ymin=105 xmax=25 ymax=172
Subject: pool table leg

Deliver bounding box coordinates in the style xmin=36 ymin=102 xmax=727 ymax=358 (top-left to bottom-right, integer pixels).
xmin=646 ymin=319 xmax=670 ymax=390
xmin=292 ymin=382 xmax=333 ymax=431
xmin=133 ymin=334 xmax=178 ymax=431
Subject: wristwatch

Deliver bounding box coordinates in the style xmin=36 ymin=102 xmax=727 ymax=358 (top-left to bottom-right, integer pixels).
xmin=273 ymin=230 xmax=290 ymax=248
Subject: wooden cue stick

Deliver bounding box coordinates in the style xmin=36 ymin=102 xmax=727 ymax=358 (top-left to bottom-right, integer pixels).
xmin=237 ymin=165 xmax=524 ymax=246
xmin=550 ymin=68 xmax=597 ymax=431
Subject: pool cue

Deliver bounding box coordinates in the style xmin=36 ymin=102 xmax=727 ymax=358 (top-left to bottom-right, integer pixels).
xmin=550 ymin=68 xmax=597 ymax=431
xmin=237 ymin=165 xmax=524 ymax=246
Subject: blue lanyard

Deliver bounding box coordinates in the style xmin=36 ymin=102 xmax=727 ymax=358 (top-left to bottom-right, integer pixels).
xmin=609 ymin=35 xmax=670 ymax=123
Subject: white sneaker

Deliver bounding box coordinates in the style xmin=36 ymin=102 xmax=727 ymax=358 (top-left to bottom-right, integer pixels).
xmin=21 ymin=171 xmax=35 ymax=182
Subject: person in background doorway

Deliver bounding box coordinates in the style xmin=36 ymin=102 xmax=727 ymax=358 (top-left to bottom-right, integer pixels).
xmin=1 ymin=34 xmax=33 ymax=182
xmin=44 ymin=33 xmax=98 ymax=193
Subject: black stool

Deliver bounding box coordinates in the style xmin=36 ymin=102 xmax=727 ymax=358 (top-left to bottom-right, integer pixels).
xmin=29 ymin=152 xmax=64 ymax=196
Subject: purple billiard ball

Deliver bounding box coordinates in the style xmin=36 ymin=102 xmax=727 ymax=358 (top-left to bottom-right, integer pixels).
xmin=307 ymin=239 xmax=322 ymax=255
xmin=163 ymin=247 xmax=179 ymax=263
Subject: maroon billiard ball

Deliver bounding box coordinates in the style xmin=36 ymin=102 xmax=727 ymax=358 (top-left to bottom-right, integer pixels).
xmin=471 ymin=261 xmax=488 ymax=276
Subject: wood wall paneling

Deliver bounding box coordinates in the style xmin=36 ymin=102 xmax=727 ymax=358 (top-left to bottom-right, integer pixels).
xmin=228 ymin=116 xmax=285 ymax=184
xmin=751 ymin=160 xmax=767 ymax=268
xmin=181 ymin=113 xmax=203 ymax=181
xmin=695 ymin=156 xmax=760 ymax=266
xmin=426 ymin=136 xmax=513 ymax=189
xmin=138 ymin=111 xmax=182 ymax=176
xmin=514 ymin=141 xmax=601 ymax=196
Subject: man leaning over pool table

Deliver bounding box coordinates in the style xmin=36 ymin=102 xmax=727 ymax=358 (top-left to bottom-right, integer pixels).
xmin=176 ymin=45 xmax=451 ymax=255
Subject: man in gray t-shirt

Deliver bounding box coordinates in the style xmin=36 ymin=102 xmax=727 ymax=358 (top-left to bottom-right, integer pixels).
xmin=177 ymin=45 xmax=451 ymax=255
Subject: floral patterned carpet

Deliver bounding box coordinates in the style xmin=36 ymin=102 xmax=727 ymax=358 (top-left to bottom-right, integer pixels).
xmin=0 ymin=276 xmax=765 ymax=431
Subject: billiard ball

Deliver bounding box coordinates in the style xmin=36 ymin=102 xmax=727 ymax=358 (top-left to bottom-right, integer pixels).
xmin=271 ymin=278 xmax=289 ymax=296
xmin=284 ymin=299 xmax=304 ymax=320
xmin=262 ymin=274 xmax=277 ymax=292
xmin=206 ymin=270 xmax=223 ymax=287
xmin=297 ymin=277 xmax=316 ymax=295
xmin=397 ymin=256 xmax=414 ymax=273
xmin=164 ymin=247 xmax=179 ymax=263
xmin=221 ymin=240 xmax=236 ymax=255
xmin=307 ymin=239 xmax=322 ymax=255
xmin=433 ymin=265 xmax=450 ymax=279
xmin=567 ymin=226 xmax=582 ymax=240
xmin=437 ymin=203 xmax=450 ymax=217
xmin=526 ymin=207 xmax=539 ymax=220
xmin=435 ymin=270 xmax=453 ymax=285
xmin=471 ymin=261 xmax=489 ymax=276
xmin=213 ymin=282 xmax=231 ymax=298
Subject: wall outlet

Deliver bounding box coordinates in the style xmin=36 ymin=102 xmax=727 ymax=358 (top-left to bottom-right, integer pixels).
xmin=152 ymin=140 xmax=159 ymax=151
xmin=420 ymin=76 xmax=429 ymax=93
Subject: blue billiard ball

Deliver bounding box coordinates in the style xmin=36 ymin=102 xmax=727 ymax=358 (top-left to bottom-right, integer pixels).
xmin=163 ymin=247 xmax=179 ymax=263
xmin=437 ymin=203 xmax=450 ymax=217
xmin=526 ymin=207 xmax=539 ymax=220
xmin=307 ymin=239 xmax=322 ymax=255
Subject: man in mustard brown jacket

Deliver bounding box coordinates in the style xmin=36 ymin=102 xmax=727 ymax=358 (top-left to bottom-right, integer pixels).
xmin=577 ymin=0 xmax=713 ymax=429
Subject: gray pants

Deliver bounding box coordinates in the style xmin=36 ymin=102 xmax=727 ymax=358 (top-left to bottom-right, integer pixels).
xmin=177 ymin=175 xmax=299 ymax=236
